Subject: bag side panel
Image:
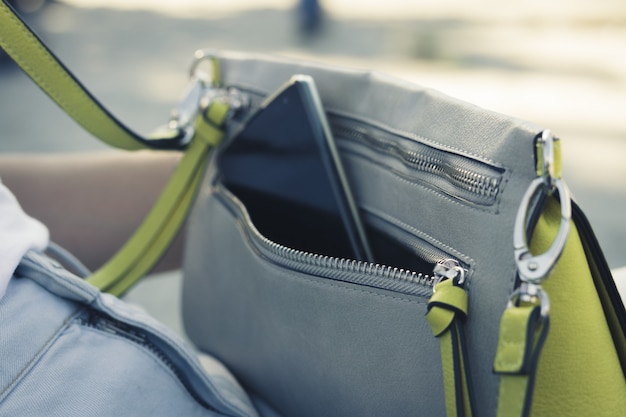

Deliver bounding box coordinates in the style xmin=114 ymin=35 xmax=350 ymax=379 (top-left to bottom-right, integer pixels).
xmin=530 ymin=198 xmax=626 ymax=416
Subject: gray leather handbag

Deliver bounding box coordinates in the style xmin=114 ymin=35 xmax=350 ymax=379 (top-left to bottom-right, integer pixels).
xmin=181 ymin=52 xmax=626 ymax=417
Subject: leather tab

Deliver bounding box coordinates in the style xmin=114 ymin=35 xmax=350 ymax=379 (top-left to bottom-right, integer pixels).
xmin=427 ymin=279 xmax=474 ymax=417
xmin=535 ymin=135 xmax=562 ymax=179
xmin=427 ymin=279 xmax=469 ymax=337
xmin=494 ymin=303 xmax=550 ymax=417
xmin=493 ymin=305 xmax=541 ymax=374
xmin=194 ymin=101 xmax=231 ymax=147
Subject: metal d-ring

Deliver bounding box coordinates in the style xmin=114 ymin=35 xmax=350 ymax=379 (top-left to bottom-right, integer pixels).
xmin=165 ymin=50 xmax=222 ymax=145
xmin=189 ymin=49 xmax=221 ymax=86
xmin=513 ymin=177 xmax=571 ymax=284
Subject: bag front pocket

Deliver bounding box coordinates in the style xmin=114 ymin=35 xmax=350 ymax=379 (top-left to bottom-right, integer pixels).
xmin=183 ymin=184 xmax=472 ymax=417
xmin=216 ymin=183 xmax=470 ymax=297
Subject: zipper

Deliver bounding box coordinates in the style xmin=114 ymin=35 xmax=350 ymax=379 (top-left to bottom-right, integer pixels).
xmin=330 ymin=117 xmax=504 ymax=207
xmin=75 ymin=311 xmax=216 ymax=412
xmin=216 ymin=187 xmax=468 ymax=298
xmin=433 ymin=258 xmax=467 ymax=287
xmin=220 ymin=86 xmax=503 ymax=206
xmin=364 ymin=209 xmax=460 ymax=266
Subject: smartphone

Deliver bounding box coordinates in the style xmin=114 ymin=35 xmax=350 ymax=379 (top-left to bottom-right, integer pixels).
xmin=219 ymin=74 xmax=374 ymax=262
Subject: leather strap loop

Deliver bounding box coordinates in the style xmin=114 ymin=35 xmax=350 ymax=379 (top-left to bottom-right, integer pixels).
xmin=494 ymin=304 xmax=550 ymax=417
xmin=427 ymin=279 xmax=475 ymax=417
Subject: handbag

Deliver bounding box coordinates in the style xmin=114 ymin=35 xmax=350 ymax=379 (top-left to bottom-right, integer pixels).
xmin=2 ymin=2 xmax=625 ymax=416
xmin=180 ymin=53 xmax=626 ymax=417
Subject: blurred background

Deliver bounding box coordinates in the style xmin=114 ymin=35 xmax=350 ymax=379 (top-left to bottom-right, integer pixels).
xmin=1 ymin=0 xmax=625 ymax=333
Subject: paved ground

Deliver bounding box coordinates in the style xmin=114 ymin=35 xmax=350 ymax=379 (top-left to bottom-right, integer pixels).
xmin=1 ymin=1 xmax=624 ymax=333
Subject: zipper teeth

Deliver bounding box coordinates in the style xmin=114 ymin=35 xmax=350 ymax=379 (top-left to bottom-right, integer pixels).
xmin=332 ymin=123 xmax=501 ymax=199
xmin=365 ymin=210 xmax=454 ymax=265
xmin=216 ymin=188 xmax=457 ymax=297
xmin=240 ymin=212 xmax=438 ymax=297
xmin=228 ymin=87 xmax=500 ymax=199
xmin=77 ymin=313 xmax=215 ymax=411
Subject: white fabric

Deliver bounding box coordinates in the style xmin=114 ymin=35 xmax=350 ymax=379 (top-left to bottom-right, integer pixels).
xmin=0 ymin=180 xmax=49 ymax=301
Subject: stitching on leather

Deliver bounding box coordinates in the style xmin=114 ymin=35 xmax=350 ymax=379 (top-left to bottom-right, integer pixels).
xmin=327 ymin=107 xmax=506 ymax=168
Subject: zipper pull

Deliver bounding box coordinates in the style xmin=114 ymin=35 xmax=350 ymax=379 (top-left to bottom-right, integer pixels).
xmin=432 ymin=258 xmax=466 ymax=290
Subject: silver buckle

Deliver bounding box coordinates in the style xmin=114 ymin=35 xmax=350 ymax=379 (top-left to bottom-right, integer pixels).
xmin=513 ymin=177 xmax=571 ymax=284
xmin=513 ymin=130 xmax=571 ymax=285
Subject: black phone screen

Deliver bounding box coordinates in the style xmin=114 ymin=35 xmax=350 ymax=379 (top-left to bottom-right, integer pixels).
xmin=219 ymin=78 xmax=368 ymax=260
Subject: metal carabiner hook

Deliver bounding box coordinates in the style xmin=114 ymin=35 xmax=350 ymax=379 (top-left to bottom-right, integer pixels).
xmin=513 ymin=177 xmax=571 ymax=284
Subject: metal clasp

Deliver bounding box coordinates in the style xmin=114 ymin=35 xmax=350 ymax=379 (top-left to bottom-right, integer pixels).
xmin=513 ymin=177 xmax=571 ymax=284
xmin=538 ymin=129 xmax=557 ymax=188
xmin=513 ymin=130 xmax=572 ymax=285
xmin=507 ymin=282 xmax=550 ymax=318
xmin=166 ymin=50 xmax=247 ymax=147
xmin=189 ymin=49 xmax=221 ymax=84
xmin=168 ymin=76 xmax=211 ymax=145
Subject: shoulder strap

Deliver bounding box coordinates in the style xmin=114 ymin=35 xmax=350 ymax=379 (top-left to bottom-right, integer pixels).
xmin=0 ymin=0 xmax=184 ymax=150
xmin=88 ymin=102 xmax=228 ymax=295
xmin=0 ymin=1 xmax=226 ymax=294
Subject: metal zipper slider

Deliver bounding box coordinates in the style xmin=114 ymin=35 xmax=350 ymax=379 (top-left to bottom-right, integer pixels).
xmin=432 ymin=259 xmax=466 ymax=291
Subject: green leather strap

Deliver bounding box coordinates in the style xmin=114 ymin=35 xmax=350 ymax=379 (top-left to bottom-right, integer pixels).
xmin=493 ymin=304 xmax=549 ymax=417
xmin=87 ymin=102 xmax=229 ymax=295
xmin=535 ymin=131 xmax=562 ymax=180
xmin=427 ymin=279 xmax=475 ymax=417
xmin=0 ymin=0 xmax=184 ymax=149
xmin=1 ymin=0 xmax=227 ymax=294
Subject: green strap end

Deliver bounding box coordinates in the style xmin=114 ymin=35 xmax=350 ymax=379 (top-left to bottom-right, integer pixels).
xmin=427 ymin=279 xmax=469 ymax=336
xmin=494 ymin=305 xmax=542 ymax=374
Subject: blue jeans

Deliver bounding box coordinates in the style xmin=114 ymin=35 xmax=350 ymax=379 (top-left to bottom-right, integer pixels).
xmin=0 ymin=252 xmax=258 ymax=417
